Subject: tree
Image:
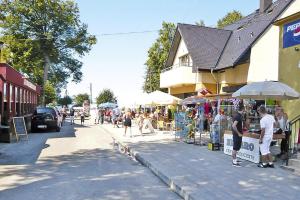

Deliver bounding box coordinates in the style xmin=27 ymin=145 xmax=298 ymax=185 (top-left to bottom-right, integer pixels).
xmin=195 ymin=20 xmax=205 ymax=26
xmin=74 ymin=93 xmax=89 ymax=106
xmin=96 ymin=89 xmax=117 ymax=105
xmin=143 ymin=22 xmax=176 ymax=93
xmin=217 ymin=10 xmax=243 ymax=29
xmin=0 ymin=0 xmax=97 ymax=105
xmin=57 ymin=95 xmax=72 ymax=106
xmin=44 ymin=81 xmax=56 ymax=105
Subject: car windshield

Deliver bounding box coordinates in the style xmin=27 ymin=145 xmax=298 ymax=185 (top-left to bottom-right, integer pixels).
xmin=36 ymin=108 xmax=56 ymax=116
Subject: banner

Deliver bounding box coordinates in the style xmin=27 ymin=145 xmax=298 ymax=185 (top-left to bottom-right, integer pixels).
xmin=283 ymin=19 xmax=300 ymax=48
xmin=224 ymin=134 xmax=260 ymax=163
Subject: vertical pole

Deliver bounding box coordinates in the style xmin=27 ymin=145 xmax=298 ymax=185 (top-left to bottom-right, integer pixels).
xmin=90 ymin=83 xmax=92 ymax=104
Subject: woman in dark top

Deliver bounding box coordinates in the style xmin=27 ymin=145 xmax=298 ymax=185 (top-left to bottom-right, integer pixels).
xmin=124 ymin=110 xmax=132 ymax=137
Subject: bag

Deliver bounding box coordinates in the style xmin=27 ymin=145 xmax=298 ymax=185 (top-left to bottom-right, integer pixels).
xmin=274 ymin=128 xmax=283 ymax=135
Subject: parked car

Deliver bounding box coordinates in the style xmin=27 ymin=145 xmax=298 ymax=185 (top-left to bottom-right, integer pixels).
xmin=31 ymin=107 xmax=62 ymax=132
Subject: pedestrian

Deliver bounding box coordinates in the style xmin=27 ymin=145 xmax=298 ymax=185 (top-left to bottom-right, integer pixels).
xmin=70 ymin=109 xmax=75 ymax=125
xmin=257 ymin=106 xmax=275 ymax=168
xmin=138 ymin=113 xmax=144 ymax=134
xmin=231 ymin=106 xmax=244 ymax=167
xmin=80 ymin=110 xmax=85 ymax=125
xmin=123 ymin=109 xmax=132 ymax=137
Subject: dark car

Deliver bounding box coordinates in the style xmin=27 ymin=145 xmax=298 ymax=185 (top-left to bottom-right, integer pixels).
xmin=31 ymin=107 xmax=62 ymax=132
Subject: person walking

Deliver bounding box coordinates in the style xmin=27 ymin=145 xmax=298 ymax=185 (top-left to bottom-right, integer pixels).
xmin=231 ymin=106 xmax=244 ymax=167
xmin=123 ymin=109 xmax=132 ymax=137
xmin=257 ymin=106 xmax=276 ymax=168
xmin=70 ymin=109 xmax=75 ymax=125
xmin=80 ymin=110 xmax=85 ymax=125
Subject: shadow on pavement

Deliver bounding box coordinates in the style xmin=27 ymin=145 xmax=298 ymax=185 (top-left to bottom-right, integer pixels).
xmin=0 ymin=148 xmax=178 ymax=200
xmin=0 ymin=121 xmax=76 ymax=165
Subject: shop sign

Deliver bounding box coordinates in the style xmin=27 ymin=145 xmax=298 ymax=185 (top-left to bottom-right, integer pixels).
xmin=283 ymin=19 xmax=300 ymax=48
xmin=23 ymin=79 xmax=36 ymax=91
xmin=224 ymin=134 xmax=260 ymax=163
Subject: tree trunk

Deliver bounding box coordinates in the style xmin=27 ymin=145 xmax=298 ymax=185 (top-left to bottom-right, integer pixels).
xmin=42 ymin=52 xmax=50 ymax=106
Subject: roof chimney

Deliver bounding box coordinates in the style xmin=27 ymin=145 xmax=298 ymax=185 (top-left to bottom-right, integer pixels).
xmin=260 ymin=0 xmax=273 ymax=13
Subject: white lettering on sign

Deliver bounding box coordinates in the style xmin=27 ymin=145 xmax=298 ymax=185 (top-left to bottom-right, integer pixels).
xmin=286 ymin=22 xmax=300 ymax=33
xmin=23 ymin=79 xmax=36 ymax=91
xmin=224 ymin=134 xmax=260 ymax=163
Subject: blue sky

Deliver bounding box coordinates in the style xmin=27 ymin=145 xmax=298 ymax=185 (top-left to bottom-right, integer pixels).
xmin=67 ymin=0 xmax=258 ymax=106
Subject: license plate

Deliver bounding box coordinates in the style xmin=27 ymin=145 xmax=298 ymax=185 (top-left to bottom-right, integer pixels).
xmin=37 ymin=125 xmax=47 ymax=129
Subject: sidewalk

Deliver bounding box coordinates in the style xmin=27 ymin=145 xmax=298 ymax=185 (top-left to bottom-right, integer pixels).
xmin=99 ymin=123 xmax=300 ymax=200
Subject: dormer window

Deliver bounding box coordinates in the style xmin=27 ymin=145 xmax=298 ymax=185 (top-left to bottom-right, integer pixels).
xmin=179 ymin=54 xmax=190 ymax=66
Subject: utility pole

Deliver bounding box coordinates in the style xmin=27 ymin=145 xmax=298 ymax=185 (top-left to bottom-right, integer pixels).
xmin=90 ymin=83 xmax=92 ymax=104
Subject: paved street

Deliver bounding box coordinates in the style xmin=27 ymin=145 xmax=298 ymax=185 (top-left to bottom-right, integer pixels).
xmin=101 ymin=123 xmax=300 ymax=200
xmin=0 ymin=120 xmax=180 ymax=200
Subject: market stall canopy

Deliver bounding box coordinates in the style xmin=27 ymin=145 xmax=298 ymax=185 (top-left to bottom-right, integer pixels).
xmin=232 ymin=81 xmax=300 ymax=100
xmin=137 ymin=91 xmax=181 ymax=105
xmin=98 ymin=102 xmax=117 ymax=108
xmin=148 ymin=90 xmax=181 ymax=105
xmin=180 ymin=96 xmax=206 ymax=105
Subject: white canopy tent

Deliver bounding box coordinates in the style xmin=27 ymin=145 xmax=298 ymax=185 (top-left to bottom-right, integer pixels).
xmin=232 ymin=81 xmax=300 ymax=100
xmin=135 ymin=90 xmax=181 ymax=105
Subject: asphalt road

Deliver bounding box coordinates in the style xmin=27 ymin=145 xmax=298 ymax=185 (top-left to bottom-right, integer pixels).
xmin=0 ymin=120 xmax=180 ymax=200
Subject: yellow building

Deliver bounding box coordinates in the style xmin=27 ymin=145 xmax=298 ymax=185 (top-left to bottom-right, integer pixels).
xmin=275 ymin=11 xmax=300 ymax=120
xmin=160 ymin=0 xmax=295 ymax=99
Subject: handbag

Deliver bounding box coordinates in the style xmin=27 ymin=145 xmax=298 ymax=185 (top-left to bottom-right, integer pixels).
xmin=274 ymin=128 xmax=283 ymax=135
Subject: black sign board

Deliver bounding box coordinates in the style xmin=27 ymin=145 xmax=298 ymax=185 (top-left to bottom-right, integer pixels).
xmin=13 ymin=117 xmax=28 ymax=141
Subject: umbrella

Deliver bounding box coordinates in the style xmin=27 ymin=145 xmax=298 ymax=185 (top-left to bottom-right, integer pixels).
xmin=232 ymin=81 xmax=300 ymax=100
xmin=180 ymin=96 xmax=206 ymax=105
xmin=98 ymin=102 xmax=117 ymax=108
xmin=147 ymin=90 xmax=181 ymax=105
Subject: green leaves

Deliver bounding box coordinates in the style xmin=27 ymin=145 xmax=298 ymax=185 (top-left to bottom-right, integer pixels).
xmin=74 ymin=93 xmax=89 ymax=106
xmin=217 ymin=10 xmax=243 ymax=29
xmin=96 ymin=89 xmax=117 ymax=105
xmin=0 ymin=0 xmax=96 ymax=93
xmin=143 ymin=22 xmax=175 ymax=93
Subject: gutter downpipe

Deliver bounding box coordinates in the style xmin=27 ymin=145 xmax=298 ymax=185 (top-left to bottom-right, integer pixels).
xmin=210 ymin=68 xmax=219 ymax=95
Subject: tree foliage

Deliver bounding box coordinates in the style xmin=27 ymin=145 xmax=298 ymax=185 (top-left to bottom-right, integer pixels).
xmin=57 ymin=95 xmax=72 ymax=106
xmin=217 ymin=10 xmax=243 ymax=29
xmin=195 ymin=20 xmax=205 ymax=26
xmin=0 ymin=0 xmax=97 ymax=92
xmin=96 ymin=89 xmax=117 ymax=105
xmin=74 ymin=93 xmax=89 ymax=106
xmin=143 ymin=22 xmax=175 ymax=93
xmin=44 ymin=81 xmax=56 ymax=105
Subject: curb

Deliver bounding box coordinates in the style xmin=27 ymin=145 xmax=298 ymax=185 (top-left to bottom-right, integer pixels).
xmin=101 ymin=125 xmax=195 ymax=200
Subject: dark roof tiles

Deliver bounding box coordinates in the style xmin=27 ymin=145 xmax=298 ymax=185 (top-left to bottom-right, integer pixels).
xmin=166 ymin=0 xmax=294 ymax=71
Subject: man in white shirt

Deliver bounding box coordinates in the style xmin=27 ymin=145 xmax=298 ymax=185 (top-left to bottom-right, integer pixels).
xmin=258 ymin=106 xmax=276 ymax=168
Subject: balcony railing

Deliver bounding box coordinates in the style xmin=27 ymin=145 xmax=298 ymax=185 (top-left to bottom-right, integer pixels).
xmin=162 ymin=63 xmax=192 ymax=73
xmin=160 ymin=63 xmax=195 ymax=88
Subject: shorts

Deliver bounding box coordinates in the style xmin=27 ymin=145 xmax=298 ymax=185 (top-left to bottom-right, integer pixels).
xmin=233 ymin=133 xmax=242 ymax=151
xmin=260 ymin=136 xmax=272 ymax=156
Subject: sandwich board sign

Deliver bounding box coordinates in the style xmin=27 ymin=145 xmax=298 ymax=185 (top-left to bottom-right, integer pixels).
xmin=13 ymin=117 xmax=28 ymax=141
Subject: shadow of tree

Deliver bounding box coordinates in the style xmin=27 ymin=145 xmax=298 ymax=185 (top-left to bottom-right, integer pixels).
xmin=0 ymin=121 xmax=77 ymax=165
xmin=0 ymin=148 xmax=179 ymax=200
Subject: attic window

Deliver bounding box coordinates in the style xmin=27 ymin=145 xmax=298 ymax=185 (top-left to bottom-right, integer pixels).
xmin=237 ymin=25 xmax=245 ymax=31
xmin=267 ymin=9 xmax=273 ymax=14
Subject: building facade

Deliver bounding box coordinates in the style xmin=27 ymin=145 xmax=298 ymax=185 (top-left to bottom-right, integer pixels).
xmin=160 ymin=0 xmax=296 ymax=99
xmin=0 ymin=63 xmax=41 ymax=126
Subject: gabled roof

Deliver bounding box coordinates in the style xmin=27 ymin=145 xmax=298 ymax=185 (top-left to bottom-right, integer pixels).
xmin=216 ymin=0 xmax=294 ymax=70
xmin=166 ymin=0 xmax=294 ymax=71
xmin=166 ymin=24 xmax=231 ymax=72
